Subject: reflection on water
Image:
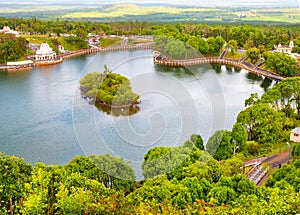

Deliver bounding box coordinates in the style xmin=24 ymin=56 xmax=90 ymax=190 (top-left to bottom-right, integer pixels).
xmin=154 ymin=65 xmax=194 ymax=78
xmin=95 ymin=102 xmax=140 ymax=117
xmin=260 ymin=78 xmax=273 ymax=91
xmin=225 ymin=65 xmax=233 ymax=72
xmin=233 ymin=66 xmax=242 ymax=73
xmin=246 ymin=72 xmax=263 ymax=81
xmin=80 ymin=91 xmax=141 ymax=117
xmin=211 ymin=64 xmax=222 ymax=73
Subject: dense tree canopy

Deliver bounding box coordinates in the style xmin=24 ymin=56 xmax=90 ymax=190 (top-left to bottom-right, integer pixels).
xmin=231 ymin=122 xmax=248 ymax=153
xmin=0 ymin=33 xmax=30 ymax=63
xmin=206 ymin=130 xmax=233 ymax=160
xmin=236 ymin=103 xmax=288 ymax=143
xmin=80 ymin=65 xmax=140 ymax=107
xmin=261 ymin=77 xmax=300 ymax=116
xmin=1 ymin=17 xmax=300 ymax=214
xmin=246 ymin=47 xmax=261 ymax=64
xmin=0 ymin=153 xmax=32 ymax=213
xmin=263 ymin=51 xmax=298 ymax=76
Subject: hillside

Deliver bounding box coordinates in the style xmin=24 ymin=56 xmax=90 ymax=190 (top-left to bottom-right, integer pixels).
xmin=0 ymin=3 xmax=299 ymax=24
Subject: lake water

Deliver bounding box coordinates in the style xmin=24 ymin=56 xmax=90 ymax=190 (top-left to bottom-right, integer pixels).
xmin=0 ymin=50 xmax=272 ymax=179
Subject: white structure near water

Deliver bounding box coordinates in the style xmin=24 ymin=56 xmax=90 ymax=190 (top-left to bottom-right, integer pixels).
xmin=290 ymin=127 xmax=300 ymax=143
xmin=0 ymin=26 xmax=19 ymax=37
xmin=274 ymin=39 xmax=294 ymax=54
xmin=35 ymin=42 xmax=57 ymax=61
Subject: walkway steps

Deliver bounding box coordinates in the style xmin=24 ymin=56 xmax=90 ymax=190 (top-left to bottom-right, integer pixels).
xmin=219 ymin=49 xmax=228 ymax=59
xmin=245 ymin=150 xmax=292 ymax=186
xmin=255 ymin=58 xmax=265 ymax=68
xmin=60 ymin=43 xmax=154 ymax=60
xmin=239 ymin=55 xmax=248 ymax=63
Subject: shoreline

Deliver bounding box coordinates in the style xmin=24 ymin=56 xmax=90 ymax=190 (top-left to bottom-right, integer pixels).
xmin=82 ymin=95 xmax=140 ymax=109
xmin=96 ymin=99 xmax=140 ymax=109
xmin=153 ymin=54 xmax=285 ymax=81
xmin=0 ymin=42 xmax=285 ymax=81
xmin=0 ymin=43 xmax=154 ymax=72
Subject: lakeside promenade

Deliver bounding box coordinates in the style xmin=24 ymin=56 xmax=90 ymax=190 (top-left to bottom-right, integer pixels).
xmin=0 ymin=42 xmax=285 ymax=81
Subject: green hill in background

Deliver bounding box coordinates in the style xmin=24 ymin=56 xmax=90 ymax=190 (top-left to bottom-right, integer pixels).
xmin=0 ymin=3 xmax=299 ymax=24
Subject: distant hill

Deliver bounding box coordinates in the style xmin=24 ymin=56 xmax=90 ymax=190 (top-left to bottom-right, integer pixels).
xmin=1 ymin=0 xmax=299 ymax=8
xmin=0 ymin=1 xmax=299 ymax=24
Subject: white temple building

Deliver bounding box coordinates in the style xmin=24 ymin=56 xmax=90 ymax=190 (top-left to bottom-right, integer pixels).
xmin=0 ymin=26 xmax=19 ymax=37
xmin=35 ymin=42 xmax=57 ymax=61
xmin=274 ymin=39 xmax=294 ymax=54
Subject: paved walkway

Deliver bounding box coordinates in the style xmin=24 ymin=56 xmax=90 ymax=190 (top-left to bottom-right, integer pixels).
xmin=245 ymin=150 xmax=291 ymax=186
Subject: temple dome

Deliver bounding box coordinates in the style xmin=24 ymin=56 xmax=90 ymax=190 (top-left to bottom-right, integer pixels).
xmin=36 ymin=42 xmax=54 ymax=55
xmin=3 ymin=26 xmax=11 ymax=32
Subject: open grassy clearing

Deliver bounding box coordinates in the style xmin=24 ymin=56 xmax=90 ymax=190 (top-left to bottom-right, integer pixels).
xmin=126 ymin=38 xmax=153 ymax=45
xmin=0 ymin=3 xmax=299 ymax=24
xmin=61 ymin=4 xmax=218 ymax=19
xmin=225 ymin=52 xmax=246 ymax=60
xmin=99 ymin=37 xmax=123 ymax=47
xmin=238 ymin=8 xmax=300 ymax=24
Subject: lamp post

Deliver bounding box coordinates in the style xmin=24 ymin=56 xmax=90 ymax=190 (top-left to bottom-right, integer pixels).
xmin=287 ymin=142 xmax=291 ymax=162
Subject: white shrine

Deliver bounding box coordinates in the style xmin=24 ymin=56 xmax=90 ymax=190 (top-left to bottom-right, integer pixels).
xmin=0 ymin=26 xmax=19 ymax=37
xmin=274 ymin=39 xmax=294 ymax=54
xmin=35 ymin=42 xmax=57 ymax=61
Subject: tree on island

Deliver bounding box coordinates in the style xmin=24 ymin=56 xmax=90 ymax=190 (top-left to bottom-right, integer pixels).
xmin=80 ymin=65 xmax=140 ymax=107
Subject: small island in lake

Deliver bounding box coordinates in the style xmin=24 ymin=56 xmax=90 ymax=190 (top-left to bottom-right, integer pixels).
xmin=80 ymin=65 xmax=140 ymax=110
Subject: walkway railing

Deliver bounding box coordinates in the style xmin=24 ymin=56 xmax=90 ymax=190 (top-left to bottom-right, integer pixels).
xmin=59 ymin=43 xmax=154 ymax=60
xmin=153 ymin=55 xmax=284 ymax=81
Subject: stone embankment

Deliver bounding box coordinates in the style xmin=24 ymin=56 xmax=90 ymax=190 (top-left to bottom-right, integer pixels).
xmin=0 ymin=43 xmax=154 ymax=71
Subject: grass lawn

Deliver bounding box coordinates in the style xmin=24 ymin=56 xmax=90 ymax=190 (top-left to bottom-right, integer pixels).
xmin=61 ymin=4 xmax=218 ymax=19
xmin=240 ymin=8 xmax=300 ymax=24
xmin=100 ymin=37 xmax=123 ymax=47
xmin=225 ymin=51 xmax=246 ymax=60
xmin=21 ymin=34 xmax=49 ymax=44
xmin=126 ymin=38 xmax=153 ymax=45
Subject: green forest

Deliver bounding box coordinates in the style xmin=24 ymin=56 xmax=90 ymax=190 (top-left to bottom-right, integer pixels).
xmin=0 ymin=33 xmax=31 ymax=63
xmin=1 ymin=15 xmax=300 ymax=214
xmin=1 ymin=77 xmax=300 ymax=214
